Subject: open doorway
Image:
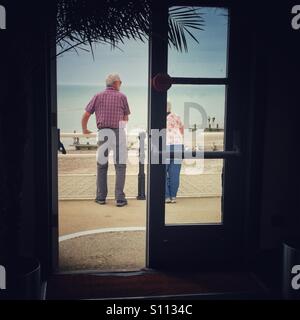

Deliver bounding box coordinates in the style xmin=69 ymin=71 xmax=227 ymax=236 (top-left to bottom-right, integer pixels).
xmin=53 ymin=2 xmax=246 ymax=273
xmin=57 ymin=39 xmax=148 ymax=272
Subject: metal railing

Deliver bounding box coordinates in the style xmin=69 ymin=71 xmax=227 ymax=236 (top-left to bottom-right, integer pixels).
xmin=57 ymin=129 xmax=226 ymax=200
xmin=57 ymin=129 xmax=147 ymax=200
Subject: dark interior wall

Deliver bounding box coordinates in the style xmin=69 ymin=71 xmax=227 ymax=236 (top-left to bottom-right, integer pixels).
xmin=19 ymin=83 xmax=36 ymax=257
xmin=260 ymin=60 xmax=290 ymax=249
xmin=258 ymin=1 xmax=300 ymax=250
xmin=0 ymin=1 xmax=55 ymax=268
xmin=0 ymin=1 xmax=37 ymax=261
xmin=246 ymin=2 xmax=300 ymax=292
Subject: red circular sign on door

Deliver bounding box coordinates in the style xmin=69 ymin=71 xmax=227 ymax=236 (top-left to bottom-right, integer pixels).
xmin=152 ymin=73 xmax=172 ymax=92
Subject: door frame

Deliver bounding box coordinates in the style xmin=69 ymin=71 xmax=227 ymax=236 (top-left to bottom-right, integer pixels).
xmin=146 ymin=0 xmax=257 ymax=271
xmin=42 ymin=0 xmax=266 ymax=277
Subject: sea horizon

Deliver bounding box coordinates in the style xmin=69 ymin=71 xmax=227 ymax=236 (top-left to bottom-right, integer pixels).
xmin=58 ymin=83 xmax=225 ymax=134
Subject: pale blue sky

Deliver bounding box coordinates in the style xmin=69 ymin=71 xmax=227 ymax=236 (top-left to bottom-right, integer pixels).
xmin=57 ymin=7 xmax=228 ymax=86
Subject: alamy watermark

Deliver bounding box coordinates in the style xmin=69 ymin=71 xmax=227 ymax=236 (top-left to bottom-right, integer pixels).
xmin=291 ymin=5 xmax=300 ymax=30
xmin=96 ymin=102 xmax=208 ymax=174
xmin=0 ymin=265 xmax=6 ymax=290
xmin=291 ymin=265 xmax=300 ymax=290
xmin=0 ymin=4 xmax=6 ymax=30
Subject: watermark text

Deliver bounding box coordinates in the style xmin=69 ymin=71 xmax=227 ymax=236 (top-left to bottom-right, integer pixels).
xmin=0 ymin=4 xmax=6 ymax=30
xmin=0 ymin=265 xmax=6 ymax=290
xmin=291 ymin=5 xmax=300 ymax=30
xmin=291 ymin=265 xmax=300 ymax=290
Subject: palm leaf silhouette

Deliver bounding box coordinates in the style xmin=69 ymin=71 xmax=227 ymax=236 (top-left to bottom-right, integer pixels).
xmin=56 ymin=0 xmax=205 ymax=56
xmin=168 ymin=6 xmax=204 ymax=51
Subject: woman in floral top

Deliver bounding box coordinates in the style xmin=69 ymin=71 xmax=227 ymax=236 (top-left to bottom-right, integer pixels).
xmin=165 ymin=101 xmax=184 ymax=203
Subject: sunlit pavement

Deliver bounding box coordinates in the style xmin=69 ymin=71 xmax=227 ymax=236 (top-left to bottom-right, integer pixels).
xmin=59 ymin=197 xmax=221 ymax=271
xmin=59 ymin=197 xmax=221 ymax=236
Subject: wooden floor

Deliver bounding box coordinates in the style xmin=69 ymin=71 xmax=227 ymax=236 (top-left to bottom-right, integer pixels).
xmin=46 ymin=270 xmax=268 ymax=300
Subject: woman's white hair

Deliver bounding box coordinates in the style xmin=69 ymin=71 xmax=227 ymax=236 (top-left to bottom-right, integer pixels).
xmin=106 ymin=73 xmax=121 ymax=87
xmin=167 ymin=101 xmax=172 ymax=113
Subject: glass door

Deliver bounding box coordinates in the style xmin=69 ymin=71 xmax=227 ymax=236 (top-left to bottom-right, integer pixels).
xmin=146 ymin=1 xmax=248 ymax=270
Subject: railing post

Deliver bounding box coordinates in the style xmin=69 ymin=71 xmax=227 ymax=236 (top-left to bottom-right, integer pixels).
xmin=137 ymin=131 xmax=146 ymax=200
xmin=73 ymin=130 xmax=80 ymax=145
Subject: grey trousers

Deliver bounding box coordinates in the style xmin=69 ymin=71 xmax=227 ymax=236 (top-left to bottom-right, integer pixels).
xmin=96 ymin=128 xmax=127 ymax=201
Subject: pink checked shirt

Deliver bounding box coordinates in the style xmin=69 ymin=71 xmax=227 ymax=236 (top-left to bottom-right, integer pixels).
xmin=85 ymin=87 xmax=131 ymax=128
xmin=166 ymin=112 xmax=184 ymax=145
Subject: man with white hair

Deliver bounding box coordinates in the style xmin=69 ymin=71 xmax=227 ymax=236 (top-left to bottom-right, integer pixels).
xmin=81 ymin=73 xmax=130 ymax=207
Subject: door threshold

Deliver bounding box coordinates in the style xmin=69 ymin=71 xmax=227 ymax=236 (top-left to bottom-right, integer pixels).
xmin=56 ymin=267 xmax=151 ymax=276
xmin=89 ymin=291 xmax=264 ymax=300
xmin=47 ymin=270 xmax=268 ymax=300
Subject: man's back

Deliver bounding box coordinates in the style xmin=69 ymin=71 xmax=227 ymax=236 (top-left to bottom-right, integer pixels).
xmin=85 ymin=87 xmax=130 ymax=129
xmin=82 ymin=73 xmax=130 ymax=207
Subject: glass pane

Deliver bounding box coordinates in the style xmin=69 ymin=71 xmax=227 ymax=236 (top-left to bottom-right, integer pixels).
xmin=168 ymin=6 xmax=229 ymax=78
xmin=167 ymin=85 xmax=225 ymax=150
xmin=164 ymin=85 xmax=225 ymax=225
xmin=165 ymin=159 xmax=224 ymax=225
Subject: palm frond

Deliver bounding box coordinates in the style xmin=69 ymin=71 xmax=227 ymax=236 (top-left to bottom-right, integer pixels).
xmin=56 ymin=1 xmax=205 ymax=56
xmin=168 ymin=6 xmax=205 ymax=52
